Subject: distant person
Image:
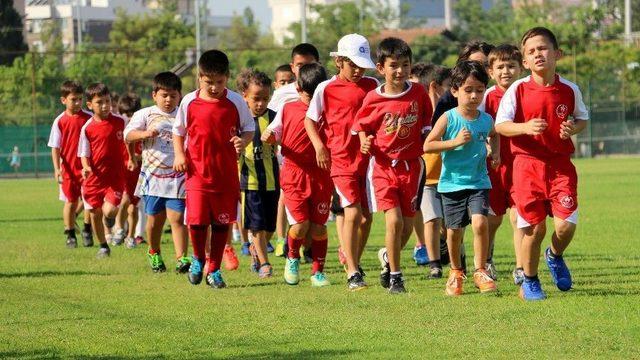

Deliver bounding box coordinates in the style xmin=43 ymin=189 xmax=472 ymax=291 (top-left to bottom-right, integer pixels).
xmin=9 ymin=146 xmax=20 ymax=174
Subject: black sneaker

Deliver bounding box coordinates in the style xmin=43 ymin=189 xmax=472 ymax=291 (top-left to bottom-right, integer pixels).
xmin=206 ymin=270 xmax=226 ymax=289
xmin=389 ymin=275 xmax=406 ymax=294
xmin=96 ymin=246 xmax=110 ymax=259
xmin=66 ymin=237 xmax=78 ymax=249
xmin=347 ymin=272 xmax=367 ymax=291
xmin=377 ymin=248 xmax=390 ymax=288
xmin=81 ymin=230 xmax=93 ymax=247
xmin=188 ymin=257 xmax=204 ymax=285
xmin=428 ymin=266 xmax=443 ymax=279
xmin=358 ymin=265 xmax=366 ymax=278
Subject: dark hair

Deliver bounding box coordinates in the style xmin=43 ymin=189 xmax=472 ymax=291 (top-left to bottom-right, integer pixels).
xmin=60 ymin=80 xmax=83 ymax=98
xmin=488 ymin=44 xmax=523 ymax=67
xmin=275 ymin=64 xmax=294 ymax=75
xmin=297 ymin=63 xmax=328 ymax=96
xmin=111 ymin=92 xmax=120 ymax=104
xmin=450 ymin=61 xmax=489 ymax=90
xmin=521 ymin=26 xmax=559 ymax=50
xmin=376 ymin=37 xmax=412 ymax=65
xmin=458 ymin=41 xmax=494 ymax=62
xmin=153 ymin=71 xmax=182 ymax=93
xmin=118 ymin=93 xmax=142 ymax=117
xmin=236 ymin=69 xmax=272 ymax=93
xmin=85 ymin=83 xmax=110 ymax=102
xmin=198 ymin=49 xmax=229 ymax=77
xmin=291 ymin=43 xmax=320 ymax=62
xmin=411 ymin=63 xmax=451 ymax=87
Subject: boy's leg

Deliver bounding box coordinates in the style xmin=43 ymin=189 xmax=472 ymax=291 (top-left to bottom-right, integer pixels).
xmin=252 ymin=230 xmax=269 ymax=266
xmin=90 ymin=208 xmax=107 ymax=245
xmin=207 ymin=224 xmax=230 ymax=274
xmin=471 ymin=214 xmax=490 ymax=271
xmin=413 ymin=211 xmax=426 ymax=248
xmin=146 ymin=212 xmax=167 ymax=254
xmin=487 ymin=214 xmax=503 ymax=261
xmin=114 ymin=194 xmax=130 ymax=239
xmin=287 ymin=222 xmax=310 ymax=259
xmin=384 ymin=207 xmax=403 ymax=273
xmin=63 ymin=201 xmax=76 ymax=231
xmin=521 ymin=222 xmax=547 ymax=277
xmin=342 ymin=204 xmax=363 ymax=276
xmin=551 ymin=217 xmax=576 ymax=256
xmin=399 ymin=215 xmax=414 ymax=249
xmin=167 ymin=208 xmax=188 ymax=259
xmin=309 ymin=223 xmax=328 ymax=275
xmin=126 ymin=203 xmax=138 ymax=239
xmin=446 ymin=228 xmax=464 ymax=269
xmin=356 ymin=211 xmax=372 ymax=266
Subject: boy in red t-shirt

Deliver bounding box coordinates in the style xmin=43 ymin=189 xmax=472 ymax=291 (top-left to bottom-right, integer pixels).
xmin=479 ymin=44 xmax=525 ymax=284
xmin=173 ymin=50 xmax=255 ymax=289
xmin=305 ymin=33 xmax=379 ymax=291
xmin=78 ymin=83 xmax=127 ymax=259
xmin=353 ymin=37 xmax=433 ymax=293
xmin=496 ymin=27 xmax=588 ymax=301
xmin=48 ymin=81 xmax=93 ymax=249
xmin=262 ymin=63 xmax=332 ymax=287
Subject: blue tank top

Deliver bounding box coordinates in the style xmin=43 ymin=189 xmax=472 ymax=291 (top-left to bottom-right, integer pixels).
xmin=437 ymin=108 xmax=493 ymax=193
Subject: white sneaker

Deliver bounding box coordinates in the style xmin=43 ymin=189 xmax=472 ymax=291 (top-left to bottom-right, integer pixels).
xmin=124 ymin=237 xmax=136 ymax=249
xmin=111 ymin=228 xmax=125 ymax=246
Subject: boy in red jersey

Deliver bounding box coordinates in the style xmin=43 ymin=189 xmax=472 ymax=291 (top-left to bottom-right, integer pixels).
xmin=262 ymin=63 xmax=332 ymax=287
xmin=495 ymin=27 xmax=588 ymax=301
xmin=78 ymin=83 xmax=127 ymax=259
xmin=354 ymin=37 xmax=432 ymax=294
xmin=173 ymin=50 xmax=254 ymax=289
xmin=48 ymin=81 xmax=93 ymax=249
xmin=479 ymin=44 xmax=525 ymax=284
xmin=305 ymin=33 xmax=379 ymax=291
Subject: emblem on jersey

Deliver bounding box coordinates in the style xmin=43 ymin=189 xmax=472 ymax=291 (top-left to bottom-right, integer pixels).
xmin=556 ymin=104 xmax=569 ymax=119
xmin=116 ymin=130 xmax=123 ymax=140
xmin=318 ymin=202 xmax=329 ymax=214
xmin=410 ymin=101 xmax=418 ymax=113
xmin=217 ymin=213 xmax=230 ymax=224
xmin=560 ymin=195 xmax=575 ymax=209
xmin=383 ymin=111 xmax=418 ymax=139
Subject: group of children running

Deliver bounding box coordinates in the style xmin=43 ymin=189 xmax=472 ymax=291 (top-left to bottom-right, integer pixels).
xmin=49 ymin=26 xmax=587 ymax=301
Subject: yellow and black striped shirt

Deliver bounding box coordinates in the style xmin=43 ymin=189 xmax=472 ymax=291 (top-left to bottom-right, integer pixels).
xmin=239 ymin=109 xmax=279 ymax=191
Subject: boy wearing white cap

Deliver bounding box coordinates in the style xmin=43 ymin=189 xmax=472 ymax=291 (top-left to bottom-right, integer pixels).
xmin=305 ymin=33 xmax=379 ymax=291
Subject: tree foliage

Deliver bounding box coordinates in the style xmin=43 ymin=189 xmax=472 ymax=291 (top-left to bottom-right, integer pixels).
xmin=0 ymin=0 xmax=29 ymax=65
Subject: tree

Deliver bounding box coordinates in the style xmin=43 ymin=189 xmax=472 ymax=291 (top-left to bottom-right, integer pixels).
xmin=0 ymin=0 xmax=28 ymax=65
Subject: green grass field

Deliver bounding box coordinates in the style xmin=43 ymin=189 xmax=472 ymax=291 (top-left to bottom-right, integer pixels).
xmin=1 ymin=158 xmax=639 ymax=359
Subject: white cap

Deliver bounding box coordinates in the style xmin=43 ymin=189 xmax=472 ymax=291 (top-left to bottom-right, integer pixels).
xmin=330 ymin=33 xmax=376 ymax=69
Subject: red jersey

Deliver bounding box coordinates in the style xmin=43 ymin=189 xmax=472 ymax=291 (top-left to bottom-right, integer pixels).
xmin=268 ymin=100 xmax=317 ymax=167
xmin=48 ymin=110 xmax=92 ymax=180
xmin=352 ymin=81 xmax=432 ymax=163
xmin=495 ymin=75 xmax=589 ymax=159
xmin=78 ymin=113 xmax=126 ymax=187
xmin=480 ymin=85 xmax=512 ymax=163
xmin=172 ymin=89 xmax=254 ymax=193
xmin=306 ymin=75 xmax=378 ymax=175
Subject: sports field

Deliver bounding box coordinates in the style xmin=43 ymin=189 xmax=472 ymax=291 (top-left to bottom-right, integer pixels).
xmin=1 ymin=157 xmax=639 ymax=359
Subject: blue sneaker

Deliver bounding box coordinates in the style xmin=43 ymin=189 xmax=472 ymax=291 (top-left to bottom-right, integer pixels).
xmin=267 ymin=241 xmax=275 ymax=253
xmin=519 ymin=278 xmax=546 ymax=301
xmin=241 ymin=242 xmax=251 ymax=256
xmin=206 ymin=270 xmax=226 ymax=289
xmin=188 ymin=256 xmax=204 ymax=285
xmin=545 ymin=247 xmax=572 ymax=291
xmin=413 ymin=246 xmax=429 ymax=266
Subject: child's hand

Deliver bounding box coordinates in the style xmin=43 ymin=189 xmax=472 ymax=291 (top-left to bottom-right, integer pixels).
xmin=455 ymin=128 xmax=472 ymax=146
xmin=173 ymin=154 xmax=187 ymax=172
xmin=54 ymin=169 xmax=62 ymax=184
xmin=490 ymin=153 xmax=501 ymax=169
xmin=525 ymin=118 xmax=548 ymax=135
xmin=315 ymin=145 xmax=331 ymax=171
xmin=360 ymin=135 xmax=374 ymax=155
xmin=145 ymin=129 xmax=159 ymax=139
xmin=81 ymin=166 xmax=92 ymax=179
xmin=559 ymin=120 xmax=575 ymax=139
xmin=260 ymin=129 xmax=276 ymax=144
xmin=126 ymin=159 xmax=137 ymax=171
xmin=230 ymin=136 xmax=246 ymax=154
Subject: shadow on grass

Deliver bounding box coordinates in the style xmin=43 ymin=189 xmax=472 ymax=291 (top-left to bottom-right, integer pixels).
xmin=570 ymin=287 xmax=640 ymax=296
xmin=0 ymin=270 xmax=109 ymax=279
xmin=0 ymin=217 xmax=59 ymax=223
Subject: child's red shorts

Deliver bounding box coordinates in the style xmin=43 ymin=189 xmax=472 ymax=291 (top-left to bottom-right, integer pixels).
xmin=281 ymin=160 xmax=332 ymax=225
xmin=487 ymin=159 xmax=513 ymax=217
xmin=512 ymin=155 xmax=578 ymax=227
xmin=185 ymin=189 xmax=238 ymax=226
xmin=60 ymin=175 xmax=82 ymax=203
xmin=82 ymin=181 xmax=124 ymax=210
xmin=124 ymin=167 xmax=140 ymax=206
xmin=367 ymin=157 xmax=424 ymax=217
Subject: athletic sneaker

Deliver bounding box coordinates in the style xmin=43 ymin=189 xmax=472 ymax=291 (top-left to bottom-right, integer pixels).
xmin=378 ymin=248 xmax=390 ymax=289
xmin=428 ymin=266 xmax=443 ymax=279
xmin=512 ymin=268 xmax=525 ymax=285
xmin=545 ymin=247 xmax=572 ymax=291
xmin=206 ymin=270 xmax=226 ymax=289
xmin=258 ymin=263 xmax=273 ymax=278
xmin=241 ymin=242 xmax=251 ymax=256
xmin=248 ymin=244 xmax=260 ymax=272
xmin=66 ymin=237 xmax=77 ymax=249
xmin=147 ymin=251 xmax=166 ymax=273
xmin=188 ymin=256 xmax=204 ymax=285
xmin=520 ymin=278 xmax=546 ymax=301
xmin=284 ymin=257 xmax=300 ymax=285
xmin=310 ymin=272 xmax=330 ymax=287
xmin=175 ymin=256 xmax=191 ymax=273
xmin=124 ymin=237 xmax=136 ymax=249
xmin=274 ymin=238 xmax=285 ymax=257
xmin=223 ymin=245 xmax=239 ymax=271
xmin=303 ymin=247 xmax=313 ymax=264
xmin=337 ymin=247 xmax=347 ymax=265
xmin=439 ymin=235 xmax=450 ymax=265
xmin=485 ymin=260 xmax=498 ymax=281
xmin=81 ymin=230 xmax=93 ymax=247
xmin=267 ymin=241 xmax=275 ymax=253
xmin=473 ymin=269 xmax=497 ymax=293
xmin=96 ymin=247 xmax=110 ymax=259
xmin=413 ymin=246 xmax=429 ymax=266
xmin=134 ymin=236 xmax=146 ymax=245
xmin=389 ymin=275 xmax=406 ymax=294
xmin=445 ymin=269 xmax=465 ymax=296
xmin=111 ymin=229 xmax=125 ymax=246
xmin=347 ymin=272 xmax=367 ymax=291
xmin=358 ymin=265 xmax=366 ymax=278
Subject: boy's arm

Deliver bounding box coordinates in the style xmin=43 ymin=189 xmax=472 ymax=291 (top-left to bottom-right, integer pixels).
xmin=304 ymin=117 xmax=330 ymax=171
xmin=80 ymin=156 xmax=92 ymax=179
xmin=51 ymin=148 xmax=61 ymax=183
xmin=261 ymin=107 xmax=284 ymax=144
xmin=488 ymin=127 xmax=500 ymax=169
xmin=48 ymin=117 xmax=62 ymax=182
xmin=231 ymin=131 xmax=254 ymax=154
xmin=357 ymin=131 xmax=374 ymax=155
xmin=424 ymin=114 xmax=471 ymax=153
xmin=125 ymin=142 xmax=138 ymax=170
xmin=172 ymin=134 xmax=187 ymax=172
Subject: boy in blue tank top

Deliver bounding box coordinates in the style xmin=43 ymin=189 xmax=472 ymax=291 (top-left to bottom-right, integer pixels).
xmin=424 ymin=61 xmax=500 ymax=296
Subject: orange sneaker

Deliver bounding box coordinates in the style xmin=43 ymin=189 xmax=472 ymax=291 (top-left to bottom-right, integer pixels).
xmin=223 ymin=245 xmax=239 ymax=271
xmin=473 ymin=269 xmax=497 ymax=293
xmin=445 ymin=269 xmax=465 ymax=296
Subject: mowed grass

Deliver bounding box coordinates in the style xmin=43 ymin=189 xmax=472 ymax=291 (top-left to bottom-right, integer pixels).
xmin=1 ymin=158 xmax=639 ymax=359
